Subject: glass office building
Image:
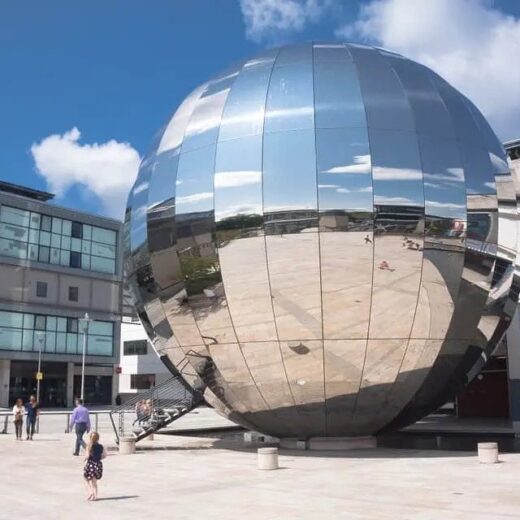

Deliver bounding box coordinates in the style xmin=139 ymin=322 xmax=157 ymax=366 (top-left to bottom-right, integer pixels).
xmin=0 ymin=181 xmax=122 ymax=407
xmin=125 ymin=42 xmax=519 ymax=438
xmin=0 ymin=204 xmax=117 ymax=274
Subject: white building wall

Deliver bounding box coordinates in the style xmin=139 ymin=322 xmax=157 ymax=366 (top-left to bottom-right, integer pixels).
xmin=119 ymin=319 xmax=169 ymax=396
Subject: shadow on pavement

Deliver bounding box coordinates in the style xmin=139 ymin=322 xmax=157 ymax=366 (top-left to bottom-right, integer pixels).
xmin=95 ymin=495 xmax=139 ymax=502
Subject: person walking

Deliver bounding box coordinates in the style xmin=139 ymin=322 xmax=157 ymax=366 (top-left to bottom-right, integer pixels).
xmin=25 ymin=394 xmax=40 ymax=440
xmin=69 ymin=398 xmax=91 ymax=456
xmin=83 ymin=431 xmax=107 ymax=501
xmin=12 ymin=398 xmax=24 ymax=440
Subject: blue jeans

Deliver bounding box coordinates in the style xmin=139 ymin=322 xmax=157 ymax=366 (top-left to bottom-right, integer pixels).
xmin=74 ymin=423 xmax=88 ymax=455
xmin=26 ymin=417 xmax=37 ymax=438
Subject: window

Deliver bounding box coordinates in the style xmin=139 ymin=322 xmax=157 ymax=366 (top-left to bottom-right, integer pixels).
xmin=69 ymin=251 xmax=81 ymax=268
xmin=130 ymin=374 xmax=155 ymax=390
xmin=71 ymin=221 xmax=83 ymax=239
xmin=0 ymin=205 xmax=116 ymax=274
xmin=36 ymin=281 xmax=47 ymax=298
xmin=38 ymin=246 xmax=50 ymax=263
xmin=68 ymin=286 xmax=79 ymax=302
xmin=66 ymin=317 xmax=78 ymax=333
xmin=124 ymin=340 xmax=148 ymax=356
xmin=0 ymin=310 xmax=113 ymax=356
xmin=40 ymin=215 xmax=52 ymax=232
xmin=34 ymin=315 xmax=46 ymax=330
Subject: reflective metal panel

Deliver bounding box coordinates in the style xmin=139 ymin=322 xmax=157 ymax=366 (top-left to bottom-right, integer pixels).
xmin=182 ymin=67 xmax=239 ymax=152
xmin=324 ymin=339 xmax=365 ymax=435
xmin=240 ymin=341 xmax=303 ymax=435
xmin=147 ymin=149 xmax=179 ymax=253
xmin=381 ymin=53 xmax=454 ymax=138
xmin=279 ymin=340 xmax=326 ymax=436
xmin=378 ymin=339 xmax=443 ymax=427
xmin=313 ymin=49 xmax=366 ymax=129
xmin=207 ymin=343 xmax=270 ymax=414
xmin=368 ymin=128 xmax=424 ymax=338
xmin=320 ymin=232 xmax=372 ymax=338
xmin=218 ymin=237 xmax=277 ymax=341
xmin=264 ymin=53 xmax=314 ymax=133
xmin=214 ymin=135 xmax=277 ymax=342
xmin=348 ymin=44 xmax=415 ymax=132
xmin=352 ymin=339 xmax=407 ymax=433
xmin=158 ymin=84 xmax=205 ymax=154
xmin=214 ymin=135 xmax=263 ymax=228
xmin=266 ymin=233 xmax=322 ymax=340
xmin=175 ymin=145 xmax=238 ymax=345
xmin=316 ymin=128 xmax=372 ymax=226
xmin=218 ymin=49 xmax=278 ymax=141
xmin=130 ymin=156 xmax=154 ymax=255
xmin=412 ymin=136 xmax=466 ymax=339
xmin=263 ymin=130 xmax=318 ymax=234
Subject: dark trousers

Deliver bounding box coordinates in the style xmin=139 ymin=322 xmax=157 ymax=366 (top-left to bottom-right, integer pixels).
xmin=74 ymin=422 xmax=88 ymax=455
xmin=26 ymin=417 xmax=36 ymax=438
xmin=14 ymin=419 xmax=23 ymax=438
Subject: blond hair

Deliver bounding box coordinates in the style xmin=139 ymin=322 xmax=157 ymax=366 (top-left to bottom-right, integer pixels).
xmin=87 ymin=431 xmax=100 ymax=452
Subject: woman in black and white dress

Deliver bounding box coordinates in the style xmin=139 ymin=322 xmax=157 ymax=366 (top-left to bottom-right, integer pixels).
xmin=83 ymin=431 xmax=107 ymax=501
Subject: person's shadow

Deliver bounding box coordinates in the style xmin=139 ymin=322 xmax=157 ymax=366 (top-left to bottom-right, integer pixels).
xmin=94 ymin=495 xmax=139 ymax=502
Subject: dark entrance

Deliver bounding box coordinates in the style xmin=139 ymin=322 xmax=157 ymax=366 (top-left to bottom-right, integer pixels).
xmin=73 ymin=375 xmax=112 ymax=405
xmin=457 ymin=357 xmax=510 ymax=419
xmin=9 ymin=361 xmax=67 ymax=407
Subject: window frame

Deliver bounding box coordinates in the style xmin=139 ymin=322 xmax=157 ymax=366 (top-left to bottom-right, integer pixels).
xmin=123 ymin=339 xmax=148 ymax=356
xmin=35 ymin=281 xmax=48 ymax=298
xmin=68 ymin=286 xmax=79 ymax=302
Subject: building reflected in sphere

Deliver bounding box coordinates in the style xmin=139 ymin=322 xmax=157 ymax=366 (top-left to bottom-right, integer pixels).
xmin=124 ymin=43 xmax=518 ymax=438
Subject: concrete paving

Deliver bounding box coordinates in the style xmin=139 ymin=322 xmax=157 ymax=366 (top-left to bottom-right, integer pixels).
xmin=1 ymin=428 xmax=520 ymax=519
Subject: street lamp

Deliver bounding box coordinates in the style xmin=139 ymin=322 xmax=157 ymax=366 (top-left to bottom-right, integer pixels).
xmin=78 ymin=313 xmax=92 ymax=402
xmin=35 ymin=331 xmax=45 ymax=404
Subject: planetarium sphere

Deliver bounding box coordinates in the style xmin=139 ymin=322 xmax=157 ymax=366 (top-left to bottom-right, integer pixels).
xmin=125 ymin=42 xmax=518 ymax=438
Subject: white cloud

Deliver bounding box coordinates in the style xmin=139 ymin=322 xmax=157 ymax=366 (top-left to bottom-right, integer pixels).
xmin=31 ymin=127 xmax=140 ymax=219
xmin=214 ymin=170 xmax=261 ymax=188
xmin=374 ymin=195 xmax=416 ymax=205
xmin=338 ymin=0 xmax=520 ymax=140
xmin=428 ymin=201 xmax=465 ymax=211
xmin=372 ymin=167 xmax=422 ymax=180
xmin=176 ymin=192 xmax=213 ymax=205
xmin=324 ymin=154 xmax=371 ymax=174
xmin=240 ymin=0 xmax=333 ymax=42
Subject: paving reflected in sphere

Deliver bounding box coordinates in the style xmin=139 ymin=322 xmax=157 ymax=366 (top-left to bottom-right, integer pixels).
xmin=124 ymin=42 xmax=518 ymax=438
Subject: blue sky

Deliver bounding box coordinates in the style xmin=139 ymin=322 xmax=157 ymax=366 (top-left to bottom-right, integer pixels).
xmin=1 ymin=0 xmax=519 ymax=219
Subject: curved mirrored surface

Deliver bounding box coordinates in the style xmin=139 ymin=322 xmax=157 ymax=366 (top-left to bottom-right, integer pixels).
xmin=125 ymin=42 xmax=518 ymax=438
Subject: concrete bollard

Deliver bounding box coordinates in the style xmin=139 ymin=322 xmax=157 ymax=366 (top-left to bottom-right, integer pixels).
xmin=478 ymin=442 xmax=499 ymax=464
xmin=119 ymin=436 xmax=137 ymax=455
xmin=257 ymin=447 xmax=279 ymax=470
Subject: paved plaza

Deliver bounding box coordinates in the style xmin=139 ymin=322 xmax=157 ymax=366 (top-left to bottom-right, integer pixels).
xmin=1 ymin=418 xmax=520 ymax=520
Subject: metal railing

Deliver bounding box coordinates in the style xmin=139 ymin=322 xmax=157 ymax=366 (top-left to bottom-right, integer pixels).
xmin=0 ymin=410 xmax=108 ymax=435
xmin=109 ymin=373 xmax=203 ymax=444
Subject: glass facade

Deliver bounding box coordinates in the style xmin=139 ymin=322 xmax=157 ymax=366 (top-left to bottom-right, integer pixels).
xmin=0 ymin=310 xmax=114 ymax=357
xmin=124 ymin=42 xmax=517 ymax=438
xmin=0 ymin=205 xmax=117 ymax=274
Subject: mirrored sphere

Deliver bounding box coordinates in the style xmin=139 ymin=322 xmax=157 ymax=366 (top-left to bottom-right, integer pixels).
xmin=124 ymin=42 xmax=519 ymax=438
